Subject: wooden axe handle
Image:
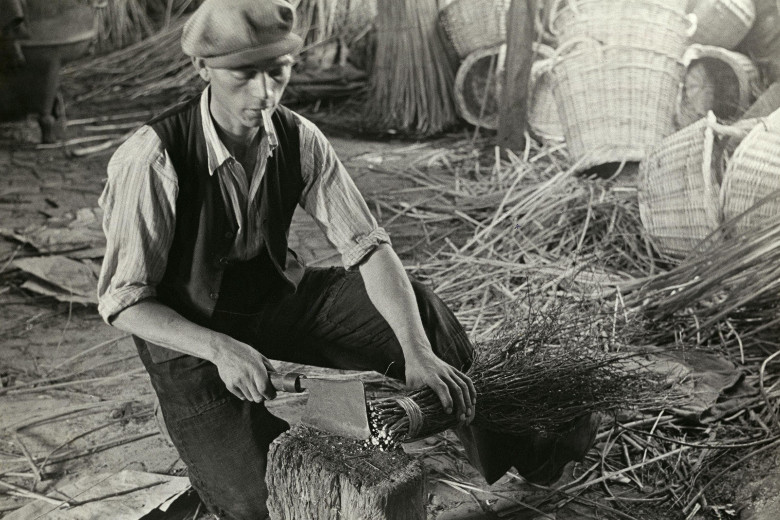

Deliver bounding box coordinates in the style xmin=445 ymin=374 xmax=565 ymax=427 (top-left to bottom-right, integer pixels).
xmin=269 ymin=372 xmax=306 ymax=393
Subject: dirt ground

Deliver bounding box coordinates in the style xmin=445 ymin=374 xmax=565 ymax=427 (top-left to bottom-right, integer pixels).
xmin=1 ymin=97 xmax=779 ymax=520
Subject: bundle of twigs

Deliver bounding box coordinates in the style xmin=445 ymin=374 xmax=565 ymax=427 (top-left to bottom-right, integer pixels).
xmin=365 ymin=293 xmax=671 ymax=448
xmin=622 ymin=198 xmax=780 ymax=362
xmin=364 ymin=0 xmax=459 ymax=136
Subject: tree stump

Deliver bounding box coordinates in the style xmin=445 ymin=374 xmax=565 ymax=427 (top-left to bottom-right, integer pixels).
xmin=265 ymin=424 xmax=425 ymax=520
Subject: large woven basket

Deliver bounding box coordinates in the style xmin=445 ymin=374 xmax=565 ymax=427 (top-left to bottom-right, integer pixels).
xmin=453 ymin=43 xmax=552 ymax=130
xmin=528 ymin=53 xmax=565 ymax=142
xmin=550 ymin=0 xmax=693 ymax=173
xmin=439 ymin=0 xmax=511 ymax=59
xmin=676 ymin=45 xmax=760 ymax=128
xmin=720 ymin=108 xmax=780 ymax=234
xmin=688 ymin=0 xmax=756 ymax=49
xmin=638 ymin=112 xmax=755 ymax=257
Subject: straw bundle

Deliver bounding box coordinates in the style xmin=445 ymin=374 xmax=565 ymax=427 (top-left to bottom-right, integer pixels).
xmin=366 ymin=295 xmax=670 ymax=447
xmin=364 ymin=0 xmax=458 ymax=136
xmin=296 ymin=0 xmax=376 ymax=46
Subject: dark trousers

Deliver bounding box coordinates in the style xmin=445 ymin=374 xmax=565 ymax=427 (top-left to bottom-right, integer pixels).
xmin=136 ymin=267 xmax=473 ymax=520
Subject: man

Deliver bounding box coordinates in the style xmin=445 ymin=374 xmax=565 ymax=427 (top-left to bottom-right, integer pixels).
xmin=99 ymin=1 xmax=597 ymax=518
xmin=99 ymin=0 xmax=482 ymax=518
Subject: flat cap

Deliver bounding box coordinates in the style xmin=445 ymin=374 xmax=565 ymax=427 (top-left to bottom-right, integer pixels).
xmin=182 ymin=0 xmax=303 ymax=68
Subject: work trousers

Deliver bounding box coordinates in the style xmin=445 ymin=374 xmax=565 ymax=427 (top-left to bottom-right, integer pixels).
xmin=136 ymin=266 xmax=473 ymax=520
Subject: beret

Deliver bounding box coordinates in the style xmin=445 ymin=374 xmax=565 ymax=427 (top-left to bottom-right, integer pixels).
xmin=182 ymin=0 xmax=303 ymax=68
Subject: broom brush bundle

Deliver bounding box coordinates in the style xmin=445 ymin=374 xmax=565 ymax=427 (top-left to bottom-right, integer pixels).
xmin=365 ymin=293 xmax=673 ymax=449
xmin=364 ymin=0 xmax=459 ymax=136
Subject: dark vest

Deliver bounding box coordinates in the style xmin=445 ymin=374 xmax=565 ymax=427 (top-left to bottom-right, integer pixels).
xmin=141 ymin=94 xmax=305 ymax=363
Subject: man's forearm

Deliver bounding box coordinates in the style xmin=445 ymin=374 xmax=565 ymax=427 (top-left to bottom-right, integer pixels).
xmin=111 ymin=299 xmax=228 ymax=363
xmin=358 ymin=244 xmax=433 ymax=359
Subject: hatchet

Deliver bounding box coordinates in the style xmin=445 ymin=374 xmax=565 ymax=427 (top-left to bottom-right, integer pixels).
xmin=269 ymin=371 xmax=372 ymax=440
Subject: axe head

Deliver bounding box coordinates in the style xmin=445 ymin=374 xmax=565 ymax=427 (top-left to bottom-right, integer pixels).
xmin=300 ymin=378 xmax=372 ymax=440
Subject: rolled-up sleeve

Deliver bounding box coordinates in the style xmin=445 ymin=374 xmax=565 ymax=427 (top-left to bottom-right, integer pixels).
xmin=296 ymin=115 xmax=391 ymax=269
xmin=97 ymin=125 xmax=178 ymax=323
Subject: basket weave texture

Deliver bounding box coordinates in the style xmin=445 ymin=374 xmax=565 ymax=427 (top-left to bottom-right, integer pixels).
xmin=453 ymin=45 xmax=503 ymax=129
xmin=639 ymin=116 xmax=723 ymax=257
xmin=550 ymin=0 xmax=692 ymax=173
xmin=721 ymin=108 xmax=780 ymax=234
xmin=453 ymin=43 xmax=553 ymax=131
xmin=529 ymin=51 xmax=565 ymax=142
xmin=689 ymin=0 xmax=756 ymax=49
xmin=439 ymin=0 xmax=511 ymax=59
xmin=676 ymin=45 xmax=760 ymax=129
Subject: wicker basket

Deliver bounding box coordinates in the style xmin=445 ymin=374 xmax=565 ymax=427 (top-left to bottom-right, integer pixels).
xmin=676 ymin=45 xmax=761 ymax=128
xmin=741 ymin=82 xmax=780 ymax=120
xmin=720 ymin=108 xmax=780 ymax=234
xmin=528 ymin=52 xmax=565 ymax=142
xmin=549 ymin=0 xmax=693 ymax=173
xmin=638 ymin=112 xmax=755 ymax=257
xmin=689 ymin=0 xmax=756 ymax=49
xmin=439 ymin=0 xmax=511 ymax=59
xmin=453 ymin=43 xmax=552 ymax=130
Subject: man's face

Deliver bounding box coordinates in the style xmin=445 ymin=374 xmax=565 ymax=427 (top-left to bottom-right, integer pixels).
xmin=200 ymin=55 xmax=294 ymax=132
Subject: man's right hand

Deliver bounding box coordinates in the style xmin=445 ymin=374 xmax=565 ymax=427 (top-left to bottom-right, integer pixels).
xmin=212 ymin=339 xmax=277 ymax=403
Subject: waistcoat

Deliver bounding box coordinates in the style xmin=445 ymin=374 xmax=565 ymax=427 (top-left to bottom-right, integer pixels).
xmin=141 ymin=94 xmax=304 ymax=362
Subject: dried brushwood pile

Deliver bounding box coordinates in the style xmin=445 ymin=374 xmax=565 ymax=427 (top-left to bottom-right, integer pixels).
xmin=365 ymin=137 xmax=779 ymax=517
xmin=370 ymin=141 xmax=659 ymax=338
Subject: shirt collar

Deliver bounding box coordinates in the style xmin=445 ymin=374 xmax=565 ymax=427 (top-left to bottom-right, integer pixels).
xmin=200 ymin=85 xmax=279 ymax=176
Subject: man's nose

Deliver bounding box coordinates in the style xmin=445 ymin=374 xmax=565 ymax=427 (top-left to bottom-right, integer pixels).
xmin=249 ymin=72 xmax=272 ymax=98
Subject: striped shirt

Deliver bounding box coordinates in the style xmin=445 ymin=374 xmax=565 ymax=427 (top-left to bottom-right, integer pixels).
xmin=97 ymin=86 xmax=390 ymax=323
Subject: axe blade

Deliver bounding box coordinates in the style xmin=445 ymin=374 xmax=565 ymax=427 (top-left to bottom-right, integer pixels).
xmin=301 ymin=378 xmax=372 ymax=440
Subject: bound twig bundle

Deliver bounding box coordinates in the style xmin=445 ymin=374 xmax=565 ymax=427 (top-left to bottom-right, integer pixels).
xmin=364 ymin=0 xmax=459 ymax=135
xmin=365 ymin=293 xmax=671 ymax=449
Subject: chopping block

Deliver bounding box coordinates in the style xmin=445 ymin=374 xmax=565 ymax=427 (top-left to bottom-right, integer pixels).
xmin=265 ymin=424 xmax=426 ymax=520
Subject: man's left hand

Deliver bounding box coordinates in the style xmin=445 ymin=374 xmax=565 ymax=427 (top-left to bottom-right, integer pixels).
xmin=405 ymin=348 xmax=476 ymax=425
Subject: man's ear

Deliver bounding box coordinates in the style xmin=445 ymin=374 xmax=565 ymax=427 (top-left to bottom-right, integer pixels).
xmin=192 ymin=57 xmax=210 ymax=82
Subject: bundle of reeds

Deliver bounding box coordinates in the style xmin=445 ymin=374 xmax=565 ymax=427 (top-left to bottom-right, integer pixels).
xmin=622 ymin=199 xmax=780 ymax=361
xmin=296 ymin=0 xmax=376 ymax=47
xmin=364 ymin=0 xmax=459 ymax=136
xmin=365 ymin=294 xmax=671 ymax=448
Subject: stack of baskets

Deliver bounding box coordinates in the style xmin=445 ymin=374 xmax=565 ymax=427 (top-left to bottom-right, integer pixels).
xmin=438 ymin=0 xmax=511 ymax=59
xmin=550 ymin=0 xmax=693 ymax=173
xmin=639 ymin=108 xmax=780 ymax=257
xmin=676 ymin=44 xmax=761 ymax=128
